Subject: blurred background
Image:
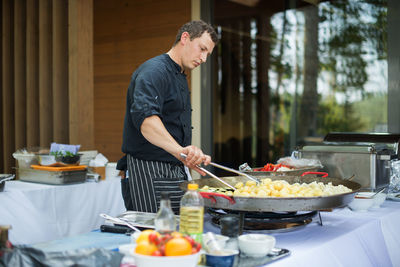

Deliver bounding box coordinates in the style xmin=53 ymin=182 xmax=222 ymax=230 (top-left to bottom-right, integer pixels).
xmin=1 ymin=0 xmax=398 ymax=175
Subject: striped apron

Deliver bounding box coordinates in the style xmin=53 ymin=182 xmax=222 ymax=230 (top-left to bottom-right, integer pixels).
xmin=126 ymin=154 xmax=188 ymax=214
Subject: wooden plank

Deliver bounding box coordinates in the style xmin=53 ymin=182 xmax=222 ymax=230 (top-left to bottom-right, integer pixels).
xmin=38 ymin=0 xmax=53 ymax=147
xmin=256 ymin=15 xmax=271 ymax=165
xmin=2 ymin=0 xmax=15 ymax=173
xmin=68 ymin=0 xmax=94 ymax=149
xmin=0 ymin=0 xmax=3 ymax=172
xmin=52 ymin=0 xmax=69 ymax=143
xmin=93 ymin=0 xmax=190 ymax=161
xmin=14 ymin=0 xmax=27 ymax=151
xmin=26 ymin=0 xmax=40 ymax=147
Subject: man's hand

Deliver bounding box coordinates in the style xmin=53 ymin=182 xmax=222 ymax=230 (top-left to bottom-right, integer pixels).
xmin=179 ymin=145 xmax=211 ymax=176
xmin=140 ymin=115 xmax=211 ymax=175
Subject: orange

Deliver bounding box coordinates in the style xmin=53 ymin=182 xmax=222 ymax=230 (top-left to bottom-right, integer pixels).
xmin=164 ymin=237 xmax=192 ymax=256
xmin=135 ymin=230 xmax=160 ymax=244
xmin=134 ymin=241 xmax=158 ymax=255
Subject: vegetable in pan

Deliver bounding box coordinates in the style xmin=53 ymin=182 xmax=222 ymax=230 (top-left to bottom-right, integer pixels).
xmin=257 ymin=163 xmax=292 ymax=172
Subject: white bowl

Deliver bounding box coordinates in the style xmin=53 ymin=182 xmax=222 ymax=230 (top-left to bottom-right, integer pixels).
xmin=203 ymin=232 xmax=229 ymax=250
xmin=132 ymin=250 xmax=201 ymax=267
xmin=353 ymin=192 xmax=386 ymax=209
xmin=373 ymin=192 xmax=387 ymax=208
xmin=348 ymin=193 xmax=375 ymax=212
xmin=238 ymin=234 xmax=276 ymax=257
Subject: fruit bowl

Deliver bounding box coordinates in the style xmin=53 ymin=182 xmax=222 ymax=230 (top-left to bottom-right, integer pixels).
xmin=132 ymin=249 xmax=201 ymax=267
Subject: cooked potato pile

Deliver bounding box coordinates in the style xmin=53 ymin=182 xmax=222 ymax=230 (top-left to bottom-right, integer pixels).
xmin=200 ymin=178 xmax=352 ymax=198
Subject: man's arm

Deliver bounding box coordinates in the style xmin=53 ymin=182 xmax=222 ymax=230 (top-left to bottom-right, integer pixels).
xmin=140 ymin=115 xmax=211 ymax=175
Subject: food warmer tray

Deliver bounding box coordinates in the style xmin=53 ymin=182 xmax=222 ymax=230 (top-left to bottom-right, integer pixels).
xmin=18 ymin=166 xmax=87 ymax=185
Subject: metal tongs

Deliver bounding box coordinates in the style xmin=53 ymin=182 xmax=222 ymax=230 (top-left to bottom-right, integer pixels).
xmin=180 ymin=153 xmax=261 ymax=189
xmin=99 ymin=213 xmax=141 ymax=233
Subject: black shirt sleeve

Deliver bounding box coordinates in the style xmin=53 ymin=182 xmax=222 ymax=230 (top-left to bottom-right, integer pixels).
xmin=130 ymin=69 xmax=167 ymax=131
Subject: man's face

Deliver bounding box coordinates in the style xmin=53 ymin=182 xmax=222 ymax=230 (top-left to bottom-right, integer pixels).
xmin=181 ymin=31 xmax=215 ymax=70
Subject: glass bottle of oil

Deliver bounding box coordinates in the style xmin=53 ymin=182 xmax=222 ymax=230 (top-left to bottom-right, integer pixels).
xmin=179 ymin=183 xmax=204 ymax=243
xmin=154 ymin=192 xmax=176 ymax=234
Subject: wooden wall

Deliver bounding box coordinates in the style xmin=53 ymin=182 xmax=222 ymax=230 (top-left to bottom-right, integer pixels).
xmin=93 ymin=0 xmax=191 ymax=162
xmin=1 ymin=0 xmax=94 ymax=173
xmin=0 ymin=0 xmax=191 ymax=173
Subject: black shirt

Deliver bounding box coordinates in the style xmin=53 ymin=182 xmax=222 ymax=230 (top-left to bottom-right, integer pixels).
xmin=121 ymin=54 xmax=192 ymax=164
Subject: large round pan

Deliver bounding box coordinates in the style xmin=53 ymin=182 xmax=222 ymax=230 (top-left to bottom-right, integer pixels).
xmin=181 ymin=175 xmax=361 ymax=212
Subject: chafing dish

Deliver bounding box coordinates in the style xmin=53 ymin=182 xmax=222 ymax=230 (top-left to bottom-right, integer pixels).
xmin=298 ymin=132 xmax=400 ymax=191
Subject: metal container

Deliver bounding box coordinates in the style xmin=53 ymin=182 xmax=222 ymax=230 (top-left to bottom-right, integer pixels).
xmin=0 ymin=175 xmax=15 ymax=192
xmin=18 ymin=168 xmax=87 ymax=185
xmin=181 ymin=175 xmax=361 ymax=212
xmin=298 ymin=133 xmax=400 ymax=191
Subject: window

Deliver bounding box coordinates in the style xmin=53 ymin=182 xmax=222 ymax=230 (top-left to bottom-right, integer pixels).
xmin=210 ymin=0 xmax=388 ymax=170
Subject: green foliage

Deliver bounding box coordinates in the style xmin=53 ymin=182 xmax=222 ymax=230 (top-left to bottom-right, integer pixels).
xmin=317 ymin=96 xmax=365 ymax=136
xmin=353 ymin=93 xmax=387 ymax=131
xmin=50 ymin=151 xmax=78 ymax=157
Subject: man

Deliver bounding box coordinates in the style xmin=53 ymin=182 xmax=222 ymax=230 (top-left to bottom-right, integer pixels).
xmin=120 ymin=20 xmax=218 ymax=214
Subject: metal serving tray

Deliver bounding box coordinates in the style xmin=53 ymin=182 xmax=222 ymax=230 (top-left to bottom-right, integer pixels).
xmin=18 ymin=168 xmax=87 ymax=185
xmin=111 ymin=211 xmax=180 ymax=229
xmin=237 ymin=247 xmax=290 ymax=267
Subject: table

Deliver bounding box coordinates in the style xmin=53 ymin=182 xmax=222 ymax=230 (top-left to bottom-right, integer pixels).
xmin=0 ymin=179 xmax=126 ymax=245
xmin=204 ymin=201 xmax=400 ymax=267
xmin=31 ymin=200 xmax=400 ymax=267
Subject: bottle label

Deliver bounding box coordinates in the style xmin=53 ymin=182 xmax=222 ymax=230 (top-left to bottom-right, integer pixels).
xmin=179 ymin=206 xmax=204 ymax=243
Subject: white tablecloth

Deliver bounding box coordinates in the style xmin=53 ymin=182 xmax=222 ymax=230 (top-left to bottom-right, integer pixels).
xmin=204 ymin=200 xmax=400 ymax=267
xmin=0 ymin=179 xmax=125 ymax=245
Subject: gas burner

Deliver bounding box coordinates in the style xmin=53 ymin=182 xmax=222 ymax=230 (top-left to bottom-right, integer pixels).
xmin=208 ymin=208 xmax=321 ymax=233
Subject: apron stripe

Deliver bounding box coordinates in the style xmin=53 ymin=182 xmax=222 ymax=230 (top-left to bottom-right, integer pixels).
xmin=127 ymin=155 xmax=188 ymax=214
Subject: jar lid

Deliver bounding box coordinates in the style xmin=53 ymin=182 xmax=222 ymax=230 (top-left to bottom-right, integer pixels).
xmin=188 ymin=183 xmax=199 ymax=190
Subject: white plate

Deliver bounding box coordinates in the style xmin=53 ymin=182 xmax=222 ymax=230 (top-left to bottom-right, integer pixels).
xmin=387 ymin=193 xmax=400 ymax=202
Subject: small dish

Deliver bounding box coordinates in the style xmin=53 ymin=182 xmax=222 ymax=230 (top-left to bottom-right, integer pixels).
xmin=38 ymin=154 xmax=58 ymax=166
xmin=203 ymin=232 xmax=229 ymax=250
xmin=355 ymin=191 xmax=386 ymax=208
xmin=238 ymin=234 xmax=276 ymax=257
xmin=205 ymin=249 xmax=239 ymax=267
xmin=348 ymin=193 xmax=375 ymax=212
xmin=371 ymin=192 xmax=387 ymax=208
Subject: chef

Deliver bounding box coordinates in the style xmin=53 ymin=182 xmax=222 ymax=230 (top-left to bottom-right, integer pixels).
xmin=118 ymin=20 xmax=218 ymax=214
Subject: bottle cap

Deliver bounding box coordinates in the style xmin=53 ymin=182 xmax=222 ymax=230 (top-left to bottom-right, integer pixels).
xmin=161 ymin=191 xmax=170 ymax=199
xmin=188 ymin=183 xmax=199 ymax=190
xmin=220 ymin=215 xmax=240 ymax=237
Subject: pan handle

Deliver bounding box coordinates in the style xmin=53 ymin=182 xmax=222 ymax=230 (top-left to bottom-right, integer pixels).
xmin=301 ymin=171 xmax=328 ymax=178
xmin=199 ymin=192 xmax=236 ymax=204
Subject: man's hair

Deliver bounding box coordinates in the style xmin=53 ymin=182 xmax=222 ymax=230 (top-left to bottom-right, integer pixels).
xmin=173 ymin=20 xmax=218 ymax=46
